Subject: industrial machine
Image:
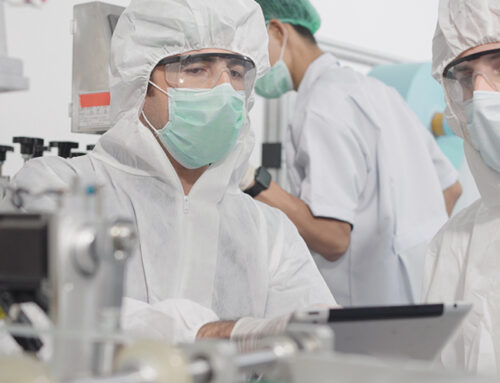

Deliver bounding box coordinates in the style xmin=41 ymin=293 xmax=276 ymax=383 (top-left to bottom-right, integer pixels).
xmin=70 ymin=2 xmax=123 ymax=134
xmin=0 ymin=320 xmax=497 ymax=383
xmin=0 ymin=176 xmax=489 ymax=383
xmin=0 ymin=144 xmax=13 ymax=178
xmin=0 ymin=176 xmax=136 ymax=379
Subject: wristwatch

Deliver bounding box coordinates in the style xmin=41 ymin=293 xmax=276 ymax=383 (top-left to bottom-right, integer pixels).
xmin=244 ymin=166 xmax=272 ymax=198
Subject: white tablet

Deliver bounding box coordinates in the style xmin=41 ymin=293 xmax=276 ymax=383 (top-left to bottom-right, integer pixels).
xmin=291 ymin=302 xmax=472 ymax=361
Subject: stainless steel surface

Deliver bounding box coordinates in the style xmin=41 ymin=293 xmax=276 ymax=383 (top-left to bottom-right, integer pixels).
xmin=67 ymin=371 xmax=148 ymax=383
xmin=234 ymin=350 xmax=278 ymax=371
xmin=286 ymin=323 xmax=334 ymax=353
xmin=71 ymin=2 xmax=124 ymax=133
xmin=72 ymin=226 xmax=99 ymax=276
xmin=50 ymin=181 xmax=135 ymax=379
xmin=187 ymin=359 xmax=212 ymax=383
xmin=183 ymin=340 xmax=239 ymax=383
xmin=286 ymin=353 xmax=498 ymax=383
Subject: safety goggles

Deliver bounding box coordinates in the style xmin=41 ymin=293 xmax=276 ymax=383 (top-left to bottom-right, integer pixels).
xmin=443 ymin=48 xmax=500 ymax=105
xmin=157 ymin=53 xmax=257 ymax=96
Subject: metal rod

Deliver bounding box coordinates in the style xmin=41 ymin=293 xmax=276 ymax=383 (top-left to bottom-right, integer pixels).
xmin=187 ymin=349 xmax=279 ymax=383
xmin=235 ymin=349 xmax=278 ymax=371
xmin=62 ymin=347 xmax=280 ymax=383
xmin=187 ymin=359 xmax=212 ymax=383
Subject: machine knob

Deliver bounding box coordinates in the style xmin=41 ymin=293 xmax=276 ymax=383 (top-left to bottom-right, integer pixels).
xmin=33 ymin=145 xmax=49 ymax=158
xmin=49 ymin=141 xmax=79 ymax=159
xmin=70 ymin=152 xmax=86 ymax=158
xmin=72 ymin=227 xmax=99 ymax=277
xmin=13 ymin=137 xmax=44 ymax=156
xmin=0 ymin=145 xmax=14 ymax=163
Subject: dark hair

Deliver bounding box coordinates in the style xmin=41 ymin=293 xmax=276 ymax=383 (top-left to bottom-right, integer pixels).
xmin=290 ymin=24 xmax=317 ymax=45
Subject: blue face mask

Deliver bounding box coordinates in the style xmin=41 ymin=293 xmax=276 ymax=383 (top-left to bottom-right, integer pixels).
xmin=143 ymin=82 xmax=246 ymax=169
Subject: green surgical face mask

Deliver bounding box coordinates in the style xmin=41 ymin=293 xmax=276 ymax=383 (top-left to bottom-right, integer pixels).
xmin=143 ymin=82 xmax=246 ymax=169
xmin=255 ymin=33 xmax=293 ymax=99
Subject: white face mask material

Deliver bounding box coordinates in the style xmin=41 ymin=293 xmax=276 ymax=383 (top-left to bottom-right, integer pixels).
xmin=464 ymin=91 xmax=500 ymax=173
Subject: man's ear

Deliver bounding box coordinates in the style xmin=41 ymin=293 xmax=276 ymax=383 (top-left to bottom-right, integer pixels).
xmin=267 ymin=19 xmax=287 ymax=46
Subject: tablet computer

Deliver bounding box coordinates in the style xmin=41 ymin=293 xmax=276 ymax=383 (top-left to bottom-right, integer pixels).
xmin=291 ymin=302 xmax=471 ymax=361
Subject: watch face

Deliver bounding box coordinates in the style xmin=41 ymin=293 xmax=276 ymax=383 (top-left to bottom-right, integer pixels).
xmin=256 ymin=167 xmax=272 ymax=188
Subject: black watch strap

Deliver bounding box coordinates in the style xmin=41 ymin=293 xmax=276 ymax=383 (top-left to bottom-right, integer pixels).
xmin=245 ymin=181 xmax=266 ymax=198
xmin=245 ymin=167 xmax=271 ymax=198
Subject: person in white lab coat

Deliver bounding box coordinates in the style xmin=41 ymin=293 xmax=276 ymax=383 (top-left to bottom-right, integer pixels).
xmin=0 ymin=0 xmax=335 ymax=344
xmin=242 ymin=0 xmax=462 ymax=306
xmin=423 ymin=0 xmax=500 ymax=375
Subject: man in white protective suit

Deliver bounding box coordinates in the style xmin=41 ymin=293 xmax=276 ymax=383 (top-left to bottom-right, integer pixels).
xmin=423 ymin=0 xmax=500 ymax=376
xmin=0 ymin=0 xmax=335 ymax=344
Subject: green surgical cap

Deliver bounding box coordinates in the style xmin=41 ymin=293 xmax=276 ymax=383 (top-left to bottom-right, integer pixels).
xmin=254 ymin=0 xmax=321 ymax=35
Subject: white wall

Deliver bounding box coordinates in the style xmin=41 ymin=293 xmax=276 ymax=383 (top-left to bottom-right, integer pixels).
xmin=0 ymin=0 xmax=439 ymax=178
xmin=312 ymin=0 xmax=439 ymax=62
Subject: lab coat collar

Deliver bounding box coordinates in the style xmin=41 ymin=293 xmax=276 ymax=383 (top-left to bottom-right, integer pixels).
xmin=297 ymin=53 xmax=340 ymax=97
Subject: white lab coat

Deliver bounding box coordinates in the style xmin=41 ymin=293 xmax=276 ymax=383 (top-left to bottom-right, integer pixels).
xmin=423 ymin=143 xmax=500 ymax=376
xmin=285 ymin=54 xmax=458 ymax=306
xmin=0 ymin=0 xmax=335 ymax=345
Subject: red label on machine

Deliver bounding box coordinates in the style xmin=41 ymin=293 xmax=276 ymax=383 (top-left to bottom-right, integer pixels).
xmin=79 ymin=92 xmax=111 ymax=108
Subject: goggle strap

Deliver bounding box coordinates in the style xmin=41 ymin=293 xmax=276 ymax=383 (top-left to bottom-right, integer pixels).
xmin=148 ymin=80 xmax=169 ymax=96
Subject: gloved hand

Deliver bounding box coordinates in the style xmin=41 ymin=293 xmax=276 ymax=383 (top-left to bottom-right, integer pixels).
xmin=230 ymin=314 xmax=292 ymax=352
xmin=239 ymin=164 xmax=256 ymax=191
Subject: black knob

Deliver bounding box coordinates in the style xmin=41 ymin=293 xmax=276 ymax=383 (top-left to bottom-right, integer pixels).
xmin=49 ymin=141 xmax=79 ymax=159
xmin=13 ymin=137 xmax=44 ymax=156
xmin=0 ymin=145 xmax=14 ymax=162
xmin=70 ymin=152 xmax=86 ymax=158
xmin=33 ymin=145 xmax=49 ymax=158
xmin=86 ymin=145 xmax=95 ymax=151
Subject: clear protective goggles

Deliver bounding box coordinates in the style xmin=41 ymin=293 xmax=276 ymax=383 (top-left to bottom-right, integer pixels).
xmin=443 ymin=48 xmax=500 ymax=105
xmin=157 ymin=53 xmax=257 ymax=96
